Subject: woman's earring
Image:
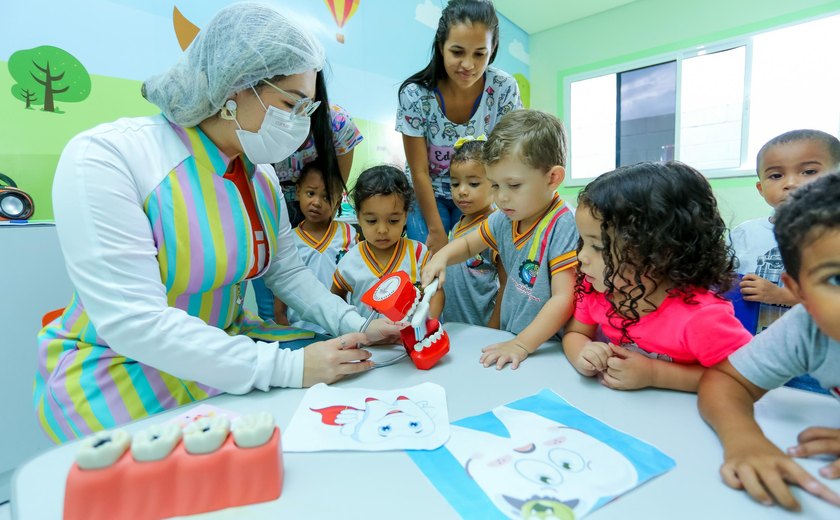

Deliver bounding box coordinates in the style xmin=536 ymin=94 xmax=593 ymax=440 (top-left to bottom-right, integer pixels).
xmin=219 ymin=99 xmax=237 ymax=120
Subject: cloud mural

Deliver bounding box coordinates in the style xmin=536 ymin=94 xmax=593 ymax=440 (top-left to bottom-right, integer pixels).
xmin=509 ymin=39 xmax=530 ymax=64
xmin=415 ymin=0 xmax=441 ymax=29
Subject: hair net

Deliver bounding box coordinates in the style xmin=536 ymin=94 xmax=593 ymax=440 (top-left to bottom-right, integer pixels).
xmin=142 ymin=2 xmax=326 ymax=127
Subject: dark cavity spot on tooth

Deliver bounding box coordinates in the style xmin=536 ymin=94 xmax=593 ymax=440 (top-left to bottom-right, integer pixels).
xmin=93 ymin=437 xmax=111 ymax=448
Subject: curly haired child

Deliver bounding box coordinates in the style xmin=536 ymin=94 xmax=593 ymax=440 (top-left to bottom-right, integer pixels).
xmin=563 ymin=161 xmax=753 ymax=391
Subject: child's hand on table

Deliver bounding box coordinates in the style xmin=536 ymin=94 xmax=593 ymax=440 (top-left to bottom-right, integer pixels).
xmin=574 ymin=341 xmax=611 ymax=376
xmin=480 ymin=340 xmax=530 ymax=370
xmin=599 ymin=343 xmax=656 ymax=390
xmin=720 ymin=432 xmax=840 ymax=511
xmin=787 ymin=426 xmax=840 ymax=479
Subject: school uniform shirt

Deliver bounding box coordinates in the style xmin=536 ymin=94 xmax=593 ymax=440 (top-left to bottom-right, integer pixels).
xmin=441 ymin=210 xmax=498 ymax=326
xmin=395 ymin=67 xmax=522 ymax=199
xmin=333 ymin=238 xmax=430 ymax=318
xmin=730 ymin=217 xmax=789 ymax=331
xmin=478 ymin=195 xmax=578 ymax=336
xmin=288 ymin=220 xmax=356 ymax=333
xmin=574 ymin=282 xmax=753 ymax=367
xmin=274 ymin=103 xmax=363 ymax=200
xmin=730 ymin=305 xmax=840 ymax=399
xmin=35 ymin=114 xmax=366 ymax=443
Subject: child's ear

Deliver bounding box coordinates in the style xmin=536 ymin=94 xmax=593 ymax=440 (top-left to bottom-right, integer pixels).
xmin=755 ymin=181 xmax=764 ymax=197
xmin=547 ymin=165 xmax=565 ymax=190
xmin=781 ymin=271 xmax=803 ymax=301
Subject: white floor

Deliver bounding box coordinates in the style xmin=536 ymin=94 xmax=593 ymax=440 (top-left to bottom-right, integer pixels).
xmin=0 ymin=502 xmax=10 ymax=520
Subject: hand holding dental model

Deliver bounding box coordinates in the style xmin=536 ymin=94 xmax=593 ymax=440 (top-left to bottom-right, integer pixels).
xmin=360 ymin=271 xmax=449 ymax=370
xmin=65 ymin=412 xmax=282 ymax=520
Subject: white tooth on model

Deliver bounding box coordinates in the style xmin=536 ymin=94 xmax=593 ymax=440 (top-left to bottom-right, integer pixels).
xmin=231 ymin=412 xmax=275 ymax=448
xmin=182 ymin=416 xmax=230 ymax=455
xmin=76 ymin=429 xmax=131 ymax=470
xmin=131 ymin=423 xmax=182 ymax=462
xmin=414 ymin=341 xmax=423 ymax=351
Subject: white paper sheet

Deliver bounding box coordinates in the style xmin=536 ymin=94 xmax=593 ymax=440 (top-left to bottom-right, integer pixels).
xmin=283 ymin=382 xmax=450 ymax=452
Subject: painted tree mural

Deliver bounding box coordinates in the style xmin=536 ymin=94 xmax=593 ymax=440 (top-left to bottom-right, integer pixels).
xmin=8 ymin=45 xmax=91 ymax=113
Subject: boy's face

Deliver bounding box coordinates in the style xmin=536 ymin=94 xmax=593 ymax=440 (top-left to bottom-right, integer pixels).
xmin=782 ymin=228 xmax=840 ymax=342
xmin=450 ymin=160 xmax=493 ymax=216
xmin=757 ymin=140 xmax=836 ymax=209
xmin=296 ymin=171 xmax=336 ymax=226
xmin=486 ymin=154 xmax=564 ymax=229
xmin=358 ymin=194 xmax=407 ymax=255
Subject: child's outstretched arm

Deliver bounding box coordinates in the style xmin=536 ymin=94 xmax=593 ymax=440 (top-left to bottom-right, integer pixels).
xmin=421 ymin=232 xmax=489 ymax=287
xmin=698 ymin=360 xmax=840 ymax=510
xmin=562 ymin=318 xmax=610 ymax=376
xmin=480 ymin=268 xmax=576 ymax=370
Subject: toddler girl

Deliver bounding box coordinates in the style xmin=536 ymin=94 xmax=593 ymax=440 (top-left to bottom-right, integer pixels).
xmin=440 ymin=137 xmax=502 ymax=327
xmin=332 ymin=165 xmax=442 ymax=318
xmin=563 ymin=161 xmax=752 ymax=392
xmin=276 ymin=162 xmax=356 ymax=332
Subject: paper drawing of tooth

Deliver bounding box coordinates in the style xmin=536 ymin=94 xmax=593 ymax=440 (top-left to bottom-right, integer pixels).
xmin=131 ymin=423 xmax=182 ymax=462
xmin=76 ymin=429 xmax=131 ymax=470
xmin=311 ymin=396 xmax=435 ymax=443
xmin=182 ymin=416 xmax=230 ymax=454
xmin=232 ymin=412 xmax=275 ymax=448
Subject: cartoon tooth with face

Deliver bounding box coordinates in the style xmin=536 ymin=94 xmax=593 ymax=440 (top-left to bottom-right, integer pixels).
xmin=311 ymin=396 xmax=435 ymax=443
xmin=446 ymin=407 xmax=639 ymax=519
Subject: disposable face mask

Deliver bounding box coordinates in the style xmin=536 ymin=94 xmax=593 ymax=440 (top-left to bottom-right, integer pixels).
xmin=233 ymin=90 xmax=311 ymax=165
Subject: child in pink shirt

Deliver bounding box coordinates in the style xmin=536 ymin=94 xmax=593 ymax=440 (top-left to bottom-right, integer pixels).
xmin=564 ymin=161 xmax=752 ymax=392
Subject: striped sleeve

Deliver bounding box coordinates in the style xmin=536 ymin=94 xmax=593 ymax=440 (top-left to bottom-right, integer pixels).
xmin=478 ymin=216 xmax=498 ymax=252
xmin=332 ymin=268 xmax=353 ymax=293
xmin=547 ymin=212 xmax=580 ymax=276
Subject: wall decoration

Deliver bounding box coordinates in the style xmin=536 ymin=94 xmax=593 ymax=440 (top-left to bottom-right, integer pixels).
xmin=8 ymin=46 xmax=90 ymax=113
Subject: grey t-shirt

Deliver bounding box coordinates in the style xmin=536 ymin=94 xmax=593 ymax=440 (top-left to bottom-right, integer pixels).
xmin=729 ymin=304 xmax=840 ymax=396
xmin=441 ymin=212 xmax=498 ymax=326
xmin=478 ymin=196 xmax=578 ymax=336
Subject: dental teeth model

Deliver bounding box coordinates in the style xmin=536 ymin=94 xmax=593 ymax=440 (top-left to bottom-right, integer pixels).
xmin=232 ymin=412 xmax=276 ymax=448
xmin=183 ymin=416 xmax=230 ymax=454
xmin=64 ymin=411 xmax=283 ymax=520
xmin=131 ymin=423 xmax=182 ymax=462
xmin=75 ymin=429 xmax=131 ymax=470
xmin=360 ymin=270 xmax=450 ymax=370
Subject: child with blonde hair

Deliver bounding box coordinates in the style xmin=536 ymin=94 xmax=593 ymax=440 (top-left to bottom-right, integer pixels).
xmin=423 ymin=109 xmax=579 ymax=370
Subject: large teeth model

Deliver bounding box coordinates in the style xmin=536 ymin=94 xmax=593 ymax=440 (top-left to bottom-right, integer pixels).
xmin=76 ymin=429 xmax=131 ymax=470
xmin=413 ymin=327 xmax=445 ymax=352
xmin=131 ymin=423 xmax=182 ymax=462
xmin=404 ymin=286 xmax=421 ymax=320
xmin=231 ymin=412 xmax=275 ymax=448
xmin=182 ymin=416 xmax=230 ymax=455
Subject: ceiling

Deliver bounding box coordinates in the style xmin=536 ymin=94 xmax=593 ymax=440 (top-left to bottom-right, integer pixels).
xmin=495 ymin=0 xmax=641 ymax=34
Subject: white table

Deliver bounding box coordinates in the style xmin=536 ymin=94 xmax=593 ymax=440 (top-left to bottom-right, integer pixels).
xmin=12 ymin=324 xmax=840 ymax=519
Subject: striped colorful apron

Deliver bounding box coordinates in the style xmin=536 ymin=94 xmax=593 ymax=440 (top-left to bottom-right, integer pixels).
xmin=34 ymin=122 xmax=314 ymax=443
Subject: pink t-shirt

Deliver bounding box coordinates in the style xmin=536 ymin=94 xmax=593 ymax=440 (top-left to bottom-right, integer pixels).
xmin=573 ymin=285 xmax=752 ymax=367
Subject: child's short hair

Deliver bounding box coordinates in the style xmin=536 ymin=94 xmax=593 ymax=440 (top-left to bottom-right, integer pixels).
xmin=577 ymin=161 xmax=734 ymax=339
xmin=756 ymin=129 xmax=840 ymax=172
xmin=351 ymin=165 xmax=413 ymax=213
xmin=451 ymin=138 xmax=486 ymax=166
xmin=774 ymin=170 xmax=840 ymax=281
xmin=482 ymin=109 xmax=566 ymax=171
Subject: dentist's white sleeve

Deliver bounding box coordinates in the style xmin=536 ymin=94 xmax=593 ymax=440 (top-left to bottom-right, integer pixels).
xmin=52 ymin=117 xmax=305 ymax=394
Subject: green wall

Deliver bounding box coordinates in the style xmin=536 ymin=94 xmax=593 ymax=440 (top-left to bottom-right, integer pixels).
xmin=530 ymin=0 xmax=840 ymax=227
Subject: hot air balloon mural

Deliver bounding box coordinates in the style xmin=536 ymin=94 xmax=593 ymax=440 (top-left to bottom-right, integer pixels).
xmin=324 ymin=0 xmax=360 ymax=44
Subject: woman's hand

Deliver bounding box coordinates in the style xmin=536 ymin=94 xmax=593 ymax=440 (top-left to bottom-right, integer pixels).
xmin=364 ymin=318 xmax=408 ymax=344
xmin=302 ymin=333 xmax=372 ymax=386
xmin=425 ymin=228 xmax=449 ymax=256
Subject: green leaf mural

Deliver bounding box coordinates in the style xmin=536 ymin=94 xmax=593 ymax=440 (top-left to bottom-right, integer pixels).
xmin=8 ymin=45 xmax=91 ymax=113
xmin=513 ymin=73 xmax=530 ymax=109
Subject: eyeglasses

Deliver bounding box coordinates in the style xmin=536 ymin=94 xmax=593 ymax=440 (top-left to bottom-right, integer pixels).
xmin=260 ymin=80 xmax=321 ymax=118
